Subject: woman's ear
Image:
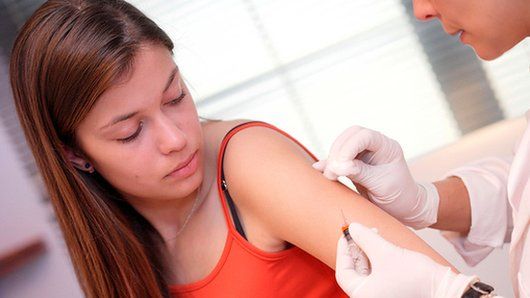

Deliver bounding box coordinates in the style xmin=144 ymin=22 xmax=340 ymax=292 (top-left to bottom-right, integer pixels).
xmin=62 ymin=145 xmax=95 ymax=173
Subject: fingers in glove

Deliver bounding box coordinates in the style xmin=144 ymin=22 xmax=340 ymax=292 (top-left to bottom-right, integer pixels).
xmin=335 ymin=236 xmax=367 ymax=294
xmin=328 ymin=126 xmax=365 ymax=162
xmin=356 ymin=150 xmax=375 ymax=164
xmin=336 ymin=236 xmax=357 ymax=272
xmin=324 ymin=160 xmax=358 ymax=178
xmin=347 ymin=223 xmax=398 ymax=268
xmin=324 ymin=159 xmax=373 ymax=185
xmin=353 ymin=182 xmax=369 ymax=199
xmin=312 ymin=159 xmax=326 ymax=172
xmin=336 ymin=128 xmax=385 ymax=162
xmin=323 ymin=170 xmax=339 ymax=180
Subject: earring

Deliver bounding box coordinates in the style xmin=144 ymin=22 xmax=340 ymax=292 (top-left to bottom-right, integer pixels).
xmin=84 ymin=162 xmax=95 ymax=174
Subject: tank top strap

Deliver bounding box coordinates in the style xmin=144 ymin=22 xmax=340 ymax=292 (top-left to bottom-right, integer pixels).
xmin=216 ymin=121 xmax=318 ymax=236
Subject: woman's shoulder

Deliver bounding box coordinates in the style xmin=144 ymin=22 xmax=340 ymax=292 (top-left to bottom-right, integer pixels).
xmin=201 ymin=119 xmax=251 ymax=154
xmin=201 ymin=118 xmax=249 ymax=136
xmin=219 ymin=120 xmax=317 ymax=204
xmin=202 ymin=119 xmax=313 ymax=162
xmin=201 ymin=119 xmax=254 ymax=161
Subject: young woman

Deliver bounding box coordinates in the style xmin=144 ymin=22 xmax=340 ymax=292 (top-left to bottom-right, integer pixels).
xmin=325 ymin=0 xmax=530 ymax=297
xmin=10 ymin=1 xmax=454 ymax=297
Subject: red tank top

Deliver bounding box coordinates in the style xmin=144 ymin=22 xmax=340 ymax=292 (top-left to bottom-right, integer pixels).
xmin=169 ymin=122 xmax=347 ymax=297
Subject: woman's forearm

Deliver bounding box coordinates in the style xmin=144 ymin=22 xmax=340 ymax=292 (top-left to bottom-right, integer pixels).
xmin=429 ymin=177 xmax=471 ymax=234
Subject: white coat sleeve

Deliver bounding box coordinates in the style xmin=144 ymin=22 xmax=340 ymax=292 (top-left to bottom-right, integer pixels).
xmin=441 ymin=156 xmax=513 ymax=267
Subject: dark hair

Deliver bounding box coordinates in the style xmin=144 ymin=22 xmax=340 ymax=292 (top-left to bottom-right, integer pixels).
xmin=10 ymin=0 xmax=174 ymax=296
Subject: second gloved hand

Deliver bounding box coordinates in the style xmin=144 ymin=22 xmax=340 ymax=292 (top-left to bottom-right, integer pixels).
xmin=313 ymin=126 xmax=439 ymax=229
xmin=336 ymin=223 xmax=478 ymax=298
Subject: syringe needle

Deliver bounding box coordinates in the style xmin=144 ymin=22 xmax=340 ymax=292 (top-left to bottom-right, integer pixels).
xmin=340 ymin=209 xmax=348 ymax=226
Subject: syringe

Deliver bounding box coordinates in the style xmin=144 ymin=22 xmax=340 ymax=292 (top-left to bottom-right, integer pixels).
xmin=340 ymin=209 xmax=371 ymax=276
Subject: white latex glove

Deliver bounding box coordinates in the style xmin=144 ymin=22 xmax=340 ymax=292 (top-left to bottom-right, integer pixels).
xmin=336 ymin=223 xmax=478 ymax=298
xmin=313 ymin=126 xmax=439 ymax=229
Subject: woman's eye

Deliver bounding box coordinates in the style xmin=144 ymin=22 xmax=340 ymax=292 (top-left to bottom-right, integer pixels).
xmin=167 ymin=91 xmax=186 ymax=105
xmin=118 ymin=121 xmax=143 ymax=143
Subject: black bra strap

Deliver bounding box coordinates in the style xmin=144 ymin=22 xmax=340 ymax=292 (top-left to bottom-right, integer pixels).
xmin=221 ymin=176 xmax=247 ymax=240
xmin=218 ymin=122 xmax=258 ymax=240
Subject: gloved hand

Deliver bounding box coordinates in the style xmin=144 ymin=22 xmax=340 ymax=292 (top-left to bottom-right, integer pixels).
xmin=336 ymin=223 xmax=477 ymax=298
xmin=313 ymin=126 xmax=439 ymax=229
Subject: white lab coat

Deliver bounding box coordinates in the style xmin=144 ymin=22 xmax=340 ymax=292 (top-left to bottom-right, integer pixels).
xmin=442 ymin=111 xmax=530 ymax=297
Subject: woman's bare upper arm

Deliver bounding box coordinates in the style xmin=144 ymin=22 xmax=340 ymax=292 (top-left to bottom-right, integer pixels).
xmin=223 ymin=126 xmax=453 ymax=270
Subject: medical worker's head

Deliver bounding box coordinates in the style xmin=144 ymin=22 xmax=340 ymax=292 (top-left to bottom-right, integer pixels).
xmin=412 ymin=0 xmax=530 ymax=60
xmin=9 ymin=0 xmax=203 ymax=296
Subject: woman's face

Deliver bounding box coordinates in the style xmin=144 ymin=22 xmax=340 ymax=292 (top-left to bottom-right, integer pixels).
xmin=75 ymin=44 xmax=204 ymax=203
xmin=413 ymin=0 xmax=530 ymax=60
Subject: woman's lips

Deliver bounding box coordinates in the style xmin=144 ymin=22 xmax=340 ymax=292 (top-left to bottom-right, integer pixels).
xmin=165 ymin=151 xmax=198 ymax=179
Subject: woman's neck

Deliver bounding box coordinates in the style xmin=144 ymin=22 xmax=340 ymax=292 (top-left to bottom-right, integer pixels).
xmin=127 ymin=156 xmax=216 ymax=242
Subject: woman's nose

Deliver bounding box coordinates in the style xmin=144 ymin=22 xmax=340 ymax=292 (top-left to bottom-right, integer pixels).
xmin=412 ymin=0 xmax=438 ymax=21
xmin=155 ymin=116 xmax=187 ymax=155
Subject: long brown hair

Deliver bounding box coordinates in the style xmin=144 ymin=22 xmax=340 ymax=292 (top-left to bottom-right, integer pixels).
xmin=10 ymin=1 xmax=174 ymax=297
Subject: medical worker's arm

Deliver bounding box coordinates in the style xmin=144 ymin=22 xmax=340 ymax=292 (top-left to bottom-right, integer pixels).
xmin=430 ymin=177 xmax=471 ymax=233
xmin=222 ymin=126 xmax=454 ymax=270
xmin=436 ymin=157 xmax=512 ymax=266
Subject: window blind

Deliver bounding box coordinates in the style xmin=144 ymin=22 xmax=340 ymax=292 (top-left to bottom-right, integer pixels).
xmin=2 ymin=0 xmax=529 ymax=166
xmin=129 ymin=0 xmax=464 ymax=158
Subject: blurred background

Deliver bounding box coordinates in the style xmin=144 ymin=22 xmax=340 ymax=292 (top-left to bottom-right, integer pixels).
xmin=1 ymin=0 xmax=529 ymax=296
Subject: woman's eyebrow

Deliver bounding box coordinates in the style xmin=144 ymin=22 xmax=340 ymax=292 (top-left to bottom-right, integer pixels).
xmin=163 ymin=66 xmax=179 ymax=93
xmin=101 ymin=111 xmax=138 ymax=130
